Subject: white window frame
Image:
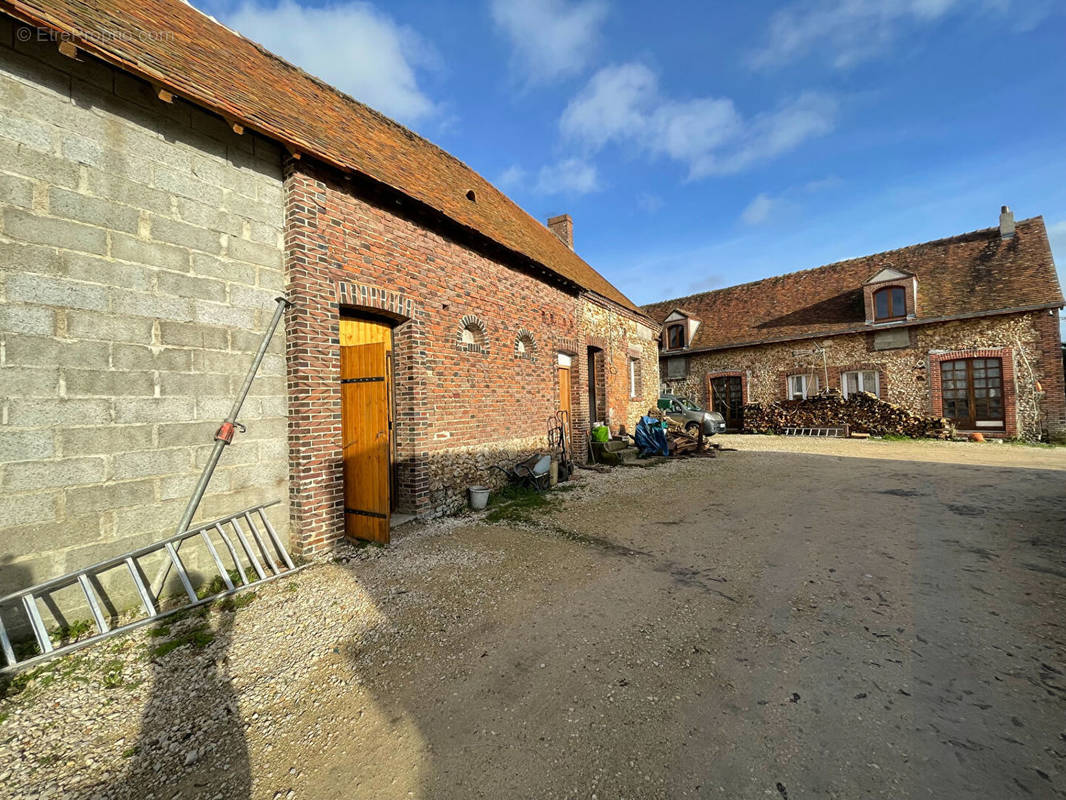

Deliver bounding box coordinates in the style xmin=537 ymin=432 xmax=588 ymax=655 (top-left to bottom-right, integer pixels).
xmin=788 ymin=374 xmax=820 ymax=400
xmin=629 ymin=358 xmax=638 ymax=397
xmin=841 ymin=370 xmax=880 ymax=398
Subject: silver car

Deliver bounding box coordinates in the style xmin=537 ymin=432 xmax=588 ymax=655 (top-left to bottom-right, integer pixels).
xmin=659 ymin=395 xmax=727 ymax=436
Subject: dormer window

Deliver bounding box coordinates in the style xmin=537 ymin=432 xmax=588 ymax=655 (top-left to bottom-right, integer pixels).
xmin=863 ymin=268 xmax=916 ymax=325
xmin=667 ymin=324 xmax=686 ymax=349
xmin=873 ymin=286 xmax=906 ymax=321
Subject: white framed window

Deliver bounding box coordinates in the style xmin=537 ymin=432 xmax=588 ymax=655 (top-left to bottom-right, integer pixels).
xmin=628 ymin=357 xmax=641 ymax=398
xmin=788 ymin=374 xmax=820 ymax=400
xmin=842 ymin=370 xmax=880 ymax=398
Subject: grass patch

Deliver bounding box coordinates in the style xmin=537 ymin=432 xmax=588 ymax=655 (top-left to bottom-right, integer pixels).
xmin=216 ymin=591 xmax=256 ymax=613
xmin=484 ymin=484 xmax=551 ymax=524
xmin=100 ymin=659 xmax=124 ymax=689
xmin=146 ymin=625 xmax=171 ymax=638
xmin=877 ymin=433 xmax=913 ymax=442
xmin=148 ymin=625 xmax=215 ymax=659
xmin=121 ymin=745 xmax=140 ymax=758
xmin=50 ymin=618 xmax=93 ymax=644
xmin=196 ymin=569 xmax=244 ymax=600
xmin=1 ymin=654 xmax=87 ymax=699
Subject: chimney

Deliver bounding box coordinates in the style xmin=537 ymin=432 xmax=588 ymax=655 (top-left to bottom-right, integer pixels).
xmin=999 ymin=205 xmax=1015 ymax=239
xmin=547 ymin=214 xmax=574 ymax=249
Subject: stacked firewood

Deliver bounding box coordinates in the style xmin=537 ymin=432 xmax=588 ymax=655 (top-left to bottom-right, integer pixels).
xmin=742 ymin=390 xmax=954 ymax=439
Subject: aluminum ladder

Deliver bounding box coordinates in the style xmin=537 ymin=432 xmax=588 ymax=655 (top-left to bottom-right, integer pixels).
xmin=0 ymin=501 xmax=298 ymax=673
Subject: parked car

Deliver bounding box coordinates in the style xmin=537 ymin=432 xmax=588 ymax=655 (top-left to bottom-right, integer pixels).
xmin=658 ymin=395 xmax=727 ymax=436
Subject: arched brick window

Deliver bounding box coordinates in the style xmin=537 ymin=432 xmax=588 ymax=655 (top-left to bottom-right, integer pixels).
xmin=456 ymin=315 xmax=488 ymax=353
xmin=514 ymin=329 xmax=536 ymax=360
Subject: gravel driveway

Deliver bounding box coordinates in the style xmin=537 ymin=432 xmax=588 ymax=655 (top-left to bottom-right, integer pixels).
xmin=2 ymin=438 xmax=1064 ymax=799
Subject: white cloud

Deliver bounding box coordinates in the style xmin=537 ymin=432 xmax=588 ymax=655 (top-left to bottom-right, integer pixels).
xmin=497 ymin=164 xmax=527 ymax=189
xmin=560 ymin=63 xmax=837 ymax=179
xmin=559 ymin=62 xmax=658 ymax=148
xmin=534 ymin=158 xmax=601 ymax=195
xmin=490 ymin=0 xmax=608 ymax=84
xmin=741 ymin=194 xmax=775 ymax=225
xmin=739 ymin=176 xmax=841 ymax=226
xmin=224 ymin=1 xmax=439 ymax=124
xmin=748 ymin=0 xmax=1030 ymax=69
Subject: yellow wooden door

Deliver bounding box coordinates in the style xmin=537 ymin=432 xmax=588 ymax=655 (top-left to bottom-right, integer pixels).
xmin=558 ymin=362 xmax=572 ymax=444
xmin=340 ymin=318 xmax=392 ymax=544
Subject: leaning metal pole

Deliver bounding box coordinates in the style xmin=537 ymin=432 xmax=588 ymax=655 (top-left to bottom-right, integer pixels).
xmin=153 ymin=296 xmax=291 ymax=598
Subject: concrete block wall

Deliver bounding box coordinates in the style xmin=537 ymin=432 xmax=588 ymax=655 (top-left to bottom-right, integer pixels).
xmin=0 ymin=21 xmax=289 ymax=615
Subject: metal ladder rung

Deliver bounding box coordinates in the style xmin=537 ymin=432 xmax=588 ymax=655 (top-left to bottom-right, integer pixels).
xmin=164 ymin=543 xmax=197 ymax=603
xmin=257 ymin=509 xmax=295 ymax=571
xmin=215 ymin=524 xmax=249 ymax=586
xmin=244 ymin=512 xmax=279 ymax=575
xmin=200 ymin=531 xmax=235 ymax=592
xmin=126 ymin=556 xmax=156 ymax=617
xmin=0 ymin=616 xmax=16 ymax=667
xmin=230 ymin=517 xmax=267 ymax=580
xmin=22 ymin=595 xmax=52 ymax=655
xmin=77 ymin=574 xmax=109 ymax=634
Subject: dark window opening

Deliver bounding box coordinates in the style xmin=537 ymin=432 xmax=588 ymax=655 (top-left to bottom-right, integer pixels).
xmin=667 ymin=324 xmax=686 ymax=349
xmin=873 ymin=286 xmax=906 ymax=321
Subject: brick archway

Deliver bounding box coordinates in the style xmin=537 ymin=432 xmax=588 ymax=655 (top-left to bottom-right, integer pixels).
xmin=286 ymin=278 xmax=428 ymax=556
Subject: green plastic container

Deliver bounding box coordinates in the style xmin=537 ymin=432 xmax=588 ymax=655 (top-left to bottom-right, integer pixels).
xmin=592 ymin=425 xmax=610 ymax=442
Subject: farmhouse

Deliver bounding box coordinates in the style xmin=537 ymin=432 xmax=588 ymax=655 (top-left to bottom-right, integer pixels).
xmin=644 ymin=211 xmax=1065 ymax=441
xmin=0 ymin=0 xmax=658 ymax=603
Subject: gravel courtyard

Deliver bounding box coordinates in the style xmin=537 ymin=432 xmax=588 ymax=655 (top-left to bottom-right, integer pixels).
xmin=2 ymin=437 xmax=1065 ymax=799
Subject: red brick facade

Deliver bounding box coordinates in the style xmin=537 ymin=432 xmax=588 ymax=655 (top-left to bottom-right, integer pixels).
xmin=283 ymin=159 xmax=656 ymax=554
xmin=1032 ymin=311 xmax=1066 ymax=440
xmin=929 ymin=348 xmax=1018 ymax=438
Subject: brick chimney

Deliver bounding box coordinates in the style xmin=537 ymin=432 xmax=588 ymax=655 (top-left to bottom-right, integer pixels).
xmin=999 ymin=205 xmax=1015 ymax=239
xmin=547 ymin=214 xmax=574 ymax=249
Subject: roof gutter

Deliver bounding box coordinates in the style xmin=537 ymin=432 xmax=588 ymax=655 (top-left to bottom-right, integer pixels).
xmin=0 ymin=1 xmax=633 ymax=310
xmin=659 ymin=302 xmax=1064 ymax=357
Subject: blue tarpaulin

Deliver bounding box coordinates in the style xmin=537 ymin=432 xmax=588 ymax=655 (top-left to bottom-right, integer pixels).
xmin=634 ymin=416 xmax=669 ymax=457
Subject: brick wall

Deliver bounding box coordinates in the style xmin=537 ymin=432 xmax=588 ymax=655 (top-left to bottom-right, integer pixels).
xmin=286 ymin=160 xmax=590 ymax=554
xmin=662 ymin=312 xmax=1062 ymax=440
xmin=0 ymin=24 xmax=289 ymax=610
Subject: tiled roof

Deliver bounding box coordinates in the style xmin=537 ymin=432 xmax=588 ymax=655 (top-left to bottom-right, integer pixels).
xmin=643 ymin=217 xmax=1063 ymax=351
xmin=0 ymin=0 xmax=641 ymax=314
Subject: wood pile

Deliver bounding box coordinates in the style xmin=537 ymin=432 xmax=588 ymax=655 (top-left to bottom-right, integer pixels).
xmin=742 ymin=390 xmax=954 ymax=439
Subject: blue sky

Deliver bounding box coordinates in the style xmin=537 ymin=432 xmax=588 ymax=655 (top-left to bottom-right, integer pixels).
xmin=195 ymin=0 xmax=1065 ymax=330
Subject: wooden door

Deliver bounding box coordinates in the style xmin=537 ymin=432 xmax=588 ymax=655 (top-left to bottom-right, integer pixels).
xmin=711 ymin=376 xmax=744 ymax=430
xmin=940 ymin=357 xmax=1004 ymax=430
xmin=340 ymin=318 xmax=392 ymax=544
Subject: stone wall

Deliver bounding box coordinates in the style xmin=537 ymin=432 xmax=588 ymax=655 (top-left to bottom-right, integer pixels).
xmin=0 ymin=23 xmax=289 ymax=612
xmin=582 ymin=297 xmax=660 ymax=435
xmin=661 ymin=312 xmax=1062 ymax=440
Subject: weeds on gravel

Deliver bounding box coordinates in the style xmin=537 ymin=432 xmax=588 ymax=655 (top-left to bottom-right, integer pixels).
xmin=485 ymin=484 xmax=551 ymax=524
xmin=148 ymin=625 xmax=215 ymax=659
xmin=50 ymin=618 xmax=93 ymax=645
xmin=216 ymin=590 xmax=256 ymax=612
xmin=1 ymin=654 xmax=88 ymax=699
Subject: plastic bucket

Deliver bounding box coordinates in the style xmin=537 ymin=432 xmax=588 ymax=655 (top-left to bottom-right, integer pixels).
xmin=469 ymin=486 xmax=490 ymax=510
